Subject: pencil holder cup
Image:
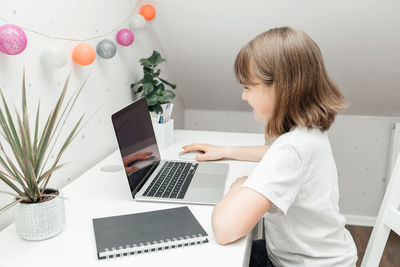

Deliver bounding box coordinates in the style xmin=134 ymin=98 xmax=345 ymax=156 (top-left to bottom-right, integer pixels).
xmin=152 ymin=119 xmax=174 ymax=149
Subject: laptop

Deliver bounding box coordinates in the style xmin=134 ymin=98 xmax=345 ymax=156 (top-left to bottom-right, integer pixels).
xmin=111 ymin=97 xmax=229 ymax=205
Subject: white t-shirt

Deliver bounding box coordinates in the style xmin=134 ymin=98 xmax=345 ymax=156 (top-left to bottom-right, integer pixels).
xmin=242 ymin=127 xmax=357 ymax=267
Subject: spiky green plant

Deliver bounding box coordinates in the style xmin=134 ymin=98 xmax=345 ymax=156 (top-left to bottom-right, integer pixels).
xmin=0 ymin=70 xmax=87 ymax=213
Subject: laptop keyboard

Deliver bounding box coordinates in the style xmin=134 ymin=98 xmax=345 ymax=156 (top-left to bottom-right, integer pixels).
xmin=143 ymin=161 xmax=199 ymax=199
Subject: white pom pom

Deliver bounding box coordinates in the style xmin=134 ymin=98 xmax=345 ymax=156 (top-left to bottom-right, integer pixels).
xmin=40 ymin=46 xmax=68 ymax=70
xmin=129 ymin=14 xmax=147 ymax=31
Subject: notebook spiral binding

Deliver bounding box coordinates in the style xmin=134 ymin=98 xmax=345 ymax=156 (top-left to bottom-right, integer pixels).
xmin=99 ymin=234 xmax=208 ymax=259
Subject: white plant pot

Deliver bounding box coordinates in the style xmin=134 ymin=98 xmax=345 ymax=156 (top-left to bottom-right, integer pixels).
xmin=152 ymin=119 xmax=174 ymax=149
xmin=149 ymin=111 xmax=158 ymax=123
xmin=15 ymin=189 xmax=65 ymax=241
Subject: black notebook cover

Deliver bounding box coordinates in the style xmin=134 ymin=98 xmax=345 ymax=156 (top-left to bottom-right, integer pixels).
xmin=92 ymin=206 xmax=208 ymax=259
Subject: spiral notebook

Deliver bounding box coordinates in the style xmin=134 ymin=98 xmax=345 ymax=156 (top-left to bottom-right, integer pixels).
xmin=92 ymin=206 xmax=208 ymax=259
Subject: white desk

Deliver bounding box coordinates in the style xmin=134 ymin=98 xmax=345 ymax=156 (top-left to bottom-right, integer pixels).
xmin=0 ymin=130 xmax=265 ymax=267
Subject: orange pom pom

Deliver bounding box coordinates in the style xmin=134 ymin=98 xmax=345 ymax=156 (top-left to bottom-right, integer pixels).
xmin=139 ymin=5 xmax=156 ymax=21
xmin=72 ymin=43 xmax=96 ymax=66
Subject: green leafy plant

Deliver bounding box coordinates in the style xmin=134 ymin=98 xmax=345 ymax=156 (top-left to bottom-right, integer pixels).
xmin=0 ymin=70 xmax=87 ymax=213
xmin=131 ymin=50 xmax=176 ymax=114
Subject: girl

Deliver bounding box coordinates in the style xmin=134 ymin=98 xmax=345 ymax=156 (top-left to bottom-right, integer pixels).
xmin=182 ymin=27 xmax=357 ymax=266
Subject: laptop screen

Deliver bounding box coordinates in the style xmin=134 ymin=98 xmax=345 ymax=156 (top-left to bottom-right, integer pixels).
xmin=111 ymin=97 xmax=161 ymax=196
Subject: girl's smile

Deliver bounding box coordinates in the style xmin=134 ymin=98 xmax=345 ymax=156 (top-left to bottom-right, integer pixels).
xmin=241 ymin=79 xmax=275 ymax=124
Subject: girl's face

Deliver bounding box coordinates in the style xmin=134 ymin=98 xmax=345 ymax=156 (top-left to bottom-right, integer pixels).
xmin=241 ymin=79 xmax=276 ymax=123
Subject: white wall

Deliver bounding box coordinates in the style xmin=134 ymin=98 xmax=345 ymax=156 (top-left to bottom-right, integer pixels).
xmin=154 ymin=0 xmax=400 ymax=117
xmin=0 ymin=0 xmax=184 ymax=230
xmin=185 ymin=109 xmax=400 ymax=224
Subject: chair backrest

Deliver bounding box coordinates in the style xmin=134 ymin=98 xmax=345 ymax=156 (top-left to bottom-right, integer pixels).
xmin=361 ymin=152 xmax=400 ymax=266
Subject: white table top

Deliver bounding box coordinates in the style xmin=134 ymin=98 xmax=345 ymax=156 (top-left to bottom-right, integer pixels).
xmin=0 ymin=129 xmax=265 ymax=267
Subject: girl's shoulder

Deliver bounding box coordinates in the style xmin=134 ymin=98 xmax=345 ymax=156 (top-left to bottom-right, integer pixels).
xmin=276 ymin=126 xmax=326 ymax=143
xmin=272 ymin=126 xmax=330 ymax=157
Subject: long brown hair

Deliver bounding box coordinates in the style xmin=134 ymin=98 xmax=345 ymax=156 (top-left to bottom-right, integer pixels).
xmin=234 ymin=27 xmax=347 ymax=140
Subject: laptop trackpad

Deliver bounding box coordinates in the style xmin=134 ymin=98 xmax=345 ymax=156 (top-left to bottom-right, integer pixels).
xmin=190 ymin=172 xmax=226 ymax=188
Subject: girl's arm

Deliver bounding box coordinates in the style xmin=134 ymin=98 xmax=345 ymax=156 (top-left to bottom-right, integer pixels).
xmin=212 ymin=176 xmax=272 ymax=245
xmin=182 ymin=144 xmax=269 ymax=162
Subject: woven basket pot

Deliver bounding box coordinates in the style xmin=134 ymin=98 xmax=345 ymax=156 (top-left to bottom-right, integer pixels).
xmin=15 ymin=189 xmax=65 ymax=241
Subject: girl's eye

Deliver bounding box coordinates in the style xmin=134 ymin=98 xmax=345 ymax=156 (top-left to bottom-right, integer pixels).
xmin=244 ymin=86 xmax=250 ymax=90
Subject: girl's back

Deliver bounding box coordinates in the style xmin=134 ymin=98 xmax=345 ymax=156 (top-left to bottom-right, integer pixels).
xmin=244 ymin=126 xmax=357 ymax=266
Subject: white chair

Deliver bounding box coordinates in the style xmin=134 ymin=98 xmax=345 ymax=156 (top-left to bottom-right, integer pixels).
xmin=361 ymin=152 xmax=400 ymax=267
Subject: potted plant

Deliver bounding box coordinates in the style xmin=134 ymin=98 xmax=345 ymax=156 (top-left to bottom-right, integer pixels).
xmin=130 ymin=50 xmax=177 ymax=115
xmin=0 ymin=70 xmax=86 ymax=240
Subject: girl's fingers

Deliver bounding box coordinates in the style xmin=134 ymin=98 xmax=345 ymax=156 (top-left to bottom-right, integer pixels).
xmin=183 ymin=143 xmax=197 ymax=148
xmin=183 ymin=144 xmax=206 ymax=153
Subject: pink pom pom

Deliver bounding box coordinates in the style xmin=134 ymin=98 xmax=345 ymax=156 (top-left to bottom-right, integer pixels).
xmin=0 ymin=24 xmax=27 ymax=55
xmin=116 ymin=29 xmax=134 ymax=46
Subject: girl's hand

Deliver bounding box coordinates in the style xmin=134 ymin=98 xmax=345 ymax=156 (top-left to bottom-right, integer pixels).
xmin=182 ymin=143 xmax=227 ymax=161
xmin=228 ymin=176 xmax=248 ymax=195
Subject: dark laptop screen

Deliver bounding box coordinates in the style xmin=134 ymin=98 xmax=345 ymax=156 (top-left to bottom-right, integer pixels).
xmin=111 ymin=97 xmax=161 ymax=196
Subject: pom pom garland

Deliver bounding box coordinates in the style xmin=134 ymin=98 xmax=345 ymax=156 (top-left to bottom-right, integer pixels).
xmin=0 ymin=24 xmax=27 ymax=55
xmin=116 ymin=29 xmax=134 ymax=46
xmin=72 ymin=43 xmax=96 ymax=65
xmin=139 ymin=5 xmax=156 ymax=21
